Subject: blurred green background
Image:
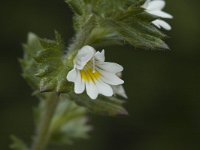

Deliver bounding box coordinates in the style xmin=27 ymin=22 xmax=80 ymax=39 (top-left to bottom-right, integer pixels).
xmin=1 ymin=0 xmax=200 ymax=150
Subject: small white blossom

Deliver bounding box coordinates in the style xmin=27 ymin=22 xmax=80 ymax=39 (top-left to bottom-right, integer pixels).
xmin=142 ymin=0 xmax=173 ymax=30
xmin=67 ymin=45 xmax=126 ymax=100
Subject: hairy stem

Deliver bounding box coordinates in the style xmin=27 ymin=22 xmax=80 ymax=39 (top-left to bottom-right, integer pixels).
xmin=31 ymin=93 xmax=60 ymax=150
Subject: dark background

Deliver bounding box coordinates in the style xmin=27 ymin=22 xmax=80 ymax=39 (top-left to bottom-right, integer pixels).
xmin=1 ymin=0 xmax=200 ymax=150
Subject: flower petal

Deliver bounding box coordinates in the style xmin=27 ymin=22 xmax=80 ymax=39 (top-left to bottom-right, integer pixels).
xmin=147 ymin=0 xmax=165 ymax=11
xmin=94 ymin=50 xmax=105 ymax=62
xmin=95 ymin=80 xmax=113 ymax=97
xmin=74 ymin=71 xmax=85 ymax=94
xmin=66 ymin=68 xmax=77 ymax=82
xmin=152 ymin=19 xmax=171 ymax=30
xmin=75 ymin=45 xmax=96 ymax=70
xmin=142 ymin=0 xmax=151 ymax=9
xmin=98 ymin=69 xmax=124 ymax=85
xmin=112 ymin=85 xmax=128 ymax=99
xmin=97 ymin=62 xmax=123 ymax=74
xmin=116 ymin=72 xmax=122 ymax=78
xmin=86 ymin=81 xmax=99 ymax=99
xmin=149 ymin=10 xmax=173 ymax=19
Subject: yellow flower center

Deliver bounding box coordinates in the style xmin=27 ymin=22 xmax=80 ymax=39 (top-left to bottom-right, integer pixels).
xmin=80 ymin=61 xmax=101 ymax=82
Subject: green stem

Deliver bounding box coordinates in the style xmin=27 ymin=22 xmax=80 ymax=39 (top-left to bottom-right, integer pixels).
xmin=31 ymin=93 xmax=60 ymax=150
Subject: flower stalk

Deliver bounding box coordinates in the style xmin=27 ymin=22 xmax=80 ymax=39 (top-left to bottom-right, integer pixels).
xmin=31 ymin=93 xmax=60 ymax=150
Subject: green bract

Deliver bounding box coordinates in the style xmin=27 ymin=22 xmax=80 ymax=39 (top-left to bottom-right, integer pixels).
xmin=70 ymin=94 xmax=128 ymax=116
xmin=66 ymin=0 xmax=168 ymax=49
xmin=21 ymin=32 xmax=72 ymax=93
xmin=35 ymin=95 xmax=92 ymax=145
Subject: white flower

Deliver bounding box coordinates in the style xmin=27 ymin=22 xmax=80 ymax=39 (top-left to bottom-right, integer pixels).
xmin=67 ymin=45 xmax=125 ymax=100
xmin=142 ymin=0 xmax=173 ymax=30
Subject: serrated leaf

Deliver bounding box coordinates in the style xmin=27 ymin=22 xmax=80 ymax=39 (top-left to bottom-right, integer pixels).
xmin=35 ymin=95 xmax=91 ymax=145
xmin=69 ymin=94 xmax=128 ymax=116
xmin=65 ymin=0 xmax=85 ymax=15
xmin=20 ymin=33 xmax=41 ymax=90
xmin=107 ymin=20 xmax=168 ymax=49
xmin=66 ymin=0 xmax=169 ymax=49
xmin=21 ymin=32 xmax=73 ymax=94
xmin=10 ymin=136 xmax=28 ymax=150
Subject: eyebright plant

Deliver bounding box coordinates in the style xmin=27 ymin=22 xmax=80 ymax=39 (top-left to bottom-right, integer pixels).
xmin=11 ymin=0 xmax=173 ymax=150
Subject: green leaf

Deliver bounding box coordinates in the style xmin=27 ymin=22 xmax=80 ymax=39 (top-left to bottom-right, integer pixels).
xmin=65 ymin=0 xmax=85 ymax=15
xmin=21 ymin=32 xmax=73 ymax=94
xmin=35 ymin=95 xmax=91 ymax=145
xmin=106 ymin=20 xmax=168 ymax=49
xmin=70 ymin=94 xmax=128 ymax=116
xmin=20 ymin=33 xmax=41 ymax=90
xmin=65 ymin=0 xmax=169 ymax=50
xmin=10 ymin=136 xmax=28 ymax=150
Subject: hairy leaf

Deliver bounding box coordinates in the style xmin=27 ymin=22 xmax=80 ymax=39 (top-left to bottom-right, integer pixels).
xmin=21 ymin=32 xmax=73 ymax=94
xmin=70 ymin=94 xmax=128 ymax=116
xmin=35 ymin=95 xmax=91 ymax=145
xmin=65 ymin=0 xmax=169 ymax=49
